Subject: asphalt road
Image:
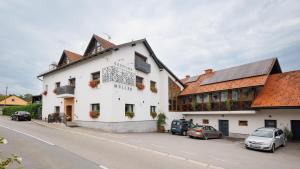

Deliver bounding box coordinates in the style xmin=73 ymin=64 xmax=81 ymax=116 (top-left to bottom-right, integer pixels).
xmin=0 ymin=117 xmax=205 ymax=169
xmin=0 ymin=116 xmax=300 ymax=169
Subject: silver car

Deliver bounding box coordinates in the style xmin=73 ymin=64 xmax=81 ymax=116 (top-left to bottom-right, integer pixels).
xmin=244 ymin=127 xmax=286 ymax=153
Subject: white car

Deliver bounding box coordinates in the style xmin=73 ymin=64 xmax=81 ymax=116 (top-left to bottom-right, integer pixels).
xmin=244 ymin=127 xmax=286 ymax=153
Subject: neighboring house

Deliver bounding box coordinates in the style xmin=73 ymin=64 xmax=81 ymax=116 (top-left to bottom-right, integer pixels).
xmin=32 ymin=95 xmax=42 ymax=104
xmin=0 ymin=95 xmax=29 ymax=114
xmin=38 ymin=34 xmax=184 ymax=132
xmin=178 ymin=58 xmax=300 ymax=139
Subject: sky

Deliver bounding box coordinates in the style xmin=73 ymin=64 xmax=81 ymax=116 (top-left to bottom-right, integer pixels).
xmin=0 ymin=0 xmax=299 ymax=95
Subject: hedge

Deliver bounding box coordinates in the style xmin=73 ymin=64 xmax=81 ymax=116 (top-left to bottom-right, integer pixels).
xmin=2 ymin=104 xmax=42 ymax=119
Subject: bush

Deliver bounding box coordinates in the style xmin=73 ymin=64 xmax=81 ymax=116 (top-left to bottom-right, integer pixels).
xmin=157 ymin=113 xmax=166 ymax=132
xmin=2 ymin=104 xmax=42 ymax=119
xmin=284 ymin=127 xmax=293 ymax=140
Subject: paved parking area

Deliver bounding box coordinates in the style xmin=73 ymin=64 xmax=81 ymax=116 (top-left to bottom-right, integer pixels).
xmin=1 ymin=116 xmax=299 ymax=169
xmin=33 ymin=120 xmax=300 ymax=169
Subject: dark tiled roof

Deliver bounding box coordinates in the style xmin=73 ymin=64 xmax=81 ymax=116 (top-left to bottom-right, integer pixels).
xmin=202 ymin=58 xmax=278 ymax=85
xmin=252 ymin=70 xmax=300 ymax=108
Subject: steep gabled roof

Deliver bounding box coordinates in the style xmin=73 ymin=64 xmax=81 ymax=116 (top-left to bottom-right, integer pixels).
xmin=201 ymin=58 xmax=281 ymax=85
xmin=83 ymin=34 xmax=116 ymax=56
xmin=252 ymin=70 xmax=300 ymax=108
xmin=57 ymin=50 xmax=82 ymax=67
xmin=38 ymin=38 xmax=184 ymax=87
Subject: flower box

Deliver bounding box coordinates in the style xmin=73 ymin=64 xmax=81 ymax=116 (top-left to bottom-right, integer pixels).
xmin=53 ymin=88 xmax=58 ymax=95
xmin=89 ymin=111 xmax=100 ymax=118
xmin=125 ymin=112 xmax=135 ymax=119
xmin=89 ymin=80 xmax=100 ymax=88
xmin=150 ymin=86 xmax=157 ymax=93
xmin=42 ymin=91 xmax=48 ymax=96
xmin=150 ymin=111 xmax=157 ymax=119
xmin=136 ymin=83 xmax=145 ymax=90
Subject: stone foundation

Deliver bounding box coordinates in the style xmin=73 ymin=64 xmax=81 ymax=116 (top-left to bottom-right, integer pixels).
xmin=73 ymin=120 xmax=157 ymax=133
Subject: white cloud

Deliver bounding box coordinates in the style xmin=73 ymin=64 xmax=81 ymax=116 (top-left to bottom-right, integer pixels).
xmin=0 ymin=0 xmax=299 ymax=94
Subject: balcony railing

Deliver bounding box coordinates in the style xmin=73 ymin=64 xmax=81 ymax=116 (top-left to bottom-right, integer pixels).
xmin=56 ymin=85 xmax=75 ymax=95
xmin=135 ymin=59 xmax=151 ymax=74
xmin=179 ymin=101 xmax=253 ymax=111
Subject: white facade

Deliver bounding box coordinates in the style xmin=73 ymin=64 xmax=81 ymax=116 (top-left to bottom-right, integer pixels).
xmin=183 ymin=109 xmax=300 ymax=138
xmin=41 ymin=41 xmax=183 ymax=132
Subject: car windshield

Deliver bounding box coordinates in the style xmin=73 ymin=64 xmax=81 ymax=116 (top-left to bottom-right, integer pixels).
xmin=251 ymin=130 xmax=273 ymax=138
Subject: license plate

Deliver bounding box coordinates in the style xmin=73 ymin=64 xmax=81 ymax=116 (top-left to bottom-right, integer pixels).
xmin=250 ymin=144 xmax=260 ymax=148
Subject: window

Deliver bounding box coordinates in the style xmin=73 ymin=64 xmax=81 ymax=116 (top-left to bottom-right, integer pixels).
xmin=203 ymin=119 xmax=209 ymax=124
xmin=11 ymin=99 xmax=15 ymax=102
xmin=69 ymin=78 xmax=76 ymax=87
xmin=212 ymin=92 xmax=220 ymax=103
xmin=239 ymin=120 xmax=248 ymax=126
xmin=135 ymin=52 xmax=147 ymax=62
xmin=91 ymin=71 xmax=100 ymax=80
xmin=55 ymin=106 xmax=60 ymax=113
xmin=55 ymin=82 xmax=60 ymax=89
xmin=196 ymin=95 xmax=202 ymax=103
xmin=232 ymin=89 xmax=239 ymax=101
xmin=125 ymin=104 xmax=134 ymax=113
xmin=91 ymin=103 xmax=100 ymax=112
xmin=265 ymin=120 xmax=277 ymax=128
xmin=136 ymin=76 xmax=143 ymax=84
xmin=203 ymin=93 xmax=210 ymax=103
xmin=150 ymin=81 xmax=157 ymax=93
xmin=221 ymin=91 xmax=228 ymax=102
xmin=150 ymin=106 xmax=156 ymax=113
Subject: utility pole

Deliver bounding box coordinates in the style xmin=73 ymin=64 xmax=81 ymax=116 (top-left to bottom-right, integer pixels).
xmin=4 ymin=86 xmax=8 ymax=108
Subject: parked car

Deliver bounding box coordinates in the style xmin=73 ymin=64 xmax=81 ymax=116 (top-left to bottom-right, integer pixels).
xmin=187 ymin=124 xmax=222 ymax=139
xmin=170 ymin=119 xmax=191 ymax=135
xmin=11 ymin=111 xmax=31 ymax=121
xmin=244 ymin=127 xmax=286 ymax=153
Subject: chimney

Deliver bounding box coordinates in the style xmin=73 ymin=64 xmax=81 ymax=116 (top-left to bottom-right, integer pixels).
xmin=204 ymin=69 xmax=213 ymax=74
xmin=185 ymin=75 xmax=190 ymax=79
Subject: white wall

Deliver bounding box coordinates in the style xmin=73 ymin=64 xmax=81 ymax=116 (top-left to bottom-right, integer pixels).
xmin=184 ymin=109 xmax=300 ymax=135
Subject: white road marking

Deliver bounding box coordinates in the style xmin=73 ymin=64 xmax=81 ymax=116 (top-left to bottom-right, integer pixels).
xmin=99 ymin=165 xmax=109 ymax=169
xmin=0 ymin=124 xmax=55 ymax=146
xmin=32 ymin=121 xmax=225 ymax=169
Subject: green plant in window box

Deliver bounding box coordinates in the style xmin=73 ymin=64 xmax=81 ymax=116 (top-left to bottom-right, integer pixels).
xmin=284 ymin=127 xmax=293 ymax=141
xmin=89 ymin=111 xmax=100 ymax=118
xmin=157 ymin=112 xmax=167 ymax=132
xmin=136 ymin=83 xmax=145 ymax=90
xmin=150 ymin=86 xmax=157 ymax=93
xmin=53 ymin=88 xmax=58 ymax=95
xmin=125 ymin=112 xmax=135 ymax=119
xmin=150 ymin=111 xmax=157 ymax=119
xmin=206 ymin=101 xmax=212 ymax=111
xmin=225 ymin=99 xmax=233 ymax=111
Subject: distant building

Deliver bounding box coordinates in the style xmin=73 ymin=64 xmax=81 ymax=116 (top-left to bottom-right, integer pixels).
xmin=0 ymin=95 xmax=29 ymax=114
xmin=32 ymin=95 xmax=42 ymax=104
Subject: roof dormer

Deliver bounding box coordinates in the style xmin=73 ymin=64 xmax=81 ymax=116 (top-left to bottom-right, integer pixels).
xmin=57 ymin=50 xmax=82 ymax=67
xmin=83 ymin=34 xmax=116 ymax=57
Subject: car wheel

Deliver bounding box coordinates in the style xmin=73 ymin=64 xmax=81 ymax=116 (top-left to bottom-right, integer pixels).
xmin=189 ymin=135 xmax=193 ymax=138
xmin=171 ymin=131 xmax=175 ymax=135
xmin=271 ymin=144 xmax=275 ymax=153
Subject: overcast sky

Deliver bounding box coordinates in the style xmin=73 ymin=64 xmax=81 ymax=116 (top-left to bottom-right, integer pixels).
xmin=0 ymin=0 xmax=299 ymax=95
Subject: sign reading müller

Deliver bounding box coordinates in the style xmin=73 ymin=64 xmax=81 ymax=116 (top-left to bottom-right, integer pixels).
xmin=102 ymin=62 xmax=135 ymax=91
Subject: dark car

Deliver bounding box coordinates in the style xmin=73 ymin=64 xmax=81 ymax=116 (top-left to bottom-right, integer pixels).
xmin=171 ymin=119 xmax=191 ymax=136
xmin=11 ymin=111 xmax=31 ymax=121
xmin=187 ymin=125 xmax=222 ymax=139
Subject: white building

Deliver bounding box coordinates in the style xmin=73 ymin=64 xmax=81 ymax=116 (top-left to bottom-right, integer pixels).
xmin=38 ymin=35 xmax=184 ymax=132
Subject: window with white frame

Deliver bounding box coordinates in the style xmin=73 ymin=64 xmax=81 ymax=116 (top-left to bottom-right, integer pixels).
xmin=125 ymin=104 xmax=134 ymax=113
xmin=150 ymin=106 xmax=156 ymax=113
xmin=91 ymin=103 xmax=100 ymax=112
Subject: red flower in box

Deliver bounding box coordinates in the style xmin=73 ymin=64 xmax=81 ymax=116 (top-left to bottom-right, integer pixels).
xmin=136 ymin=83 xmax=145 ymax=90
xmin=89 ymin=111 xmax=100 ymax=118
xmin=89 ymin=80 xmax=100 ymax=88
xmin=42 ymin=91 xmax=48 ymax=96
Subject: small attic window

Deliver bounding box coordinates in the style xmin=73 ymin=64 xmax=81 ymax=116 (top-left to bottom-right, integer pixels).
xmin=12 ymin=99 xmax=15 ymax=102
xmin=92 ymin=41 xmax=103 ymax=55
